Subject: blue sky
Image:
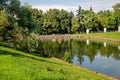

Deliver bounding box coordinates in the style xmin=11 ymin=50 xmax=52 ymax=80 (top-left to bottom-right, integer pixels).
xmin=20 ymin=0 xmax=120 ymax=12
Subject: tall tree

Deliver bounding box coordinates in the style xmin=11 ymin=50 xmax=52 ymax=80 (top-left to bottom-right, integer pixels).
xmin=43 ymin=9 xmax=60 ymax=34
xmin=112 ymin=3 xmax=120 ymax=11
xmin=17 ymin=3 xmax=36 ymax=32
xmin=0 ymin=10 xmax=9 ymax=27
xmin=112 ymin=3 xmax=120 ymax=28
xmin=31 ymin=8 xmax=44 ymax=34
xmin=97 ymin=11 xmax=109 ymax=31
xmin=9 ymin=0 xmax=21 ymax=15
xmin=68 ymin=11 xmax=74 ymax=34
xmin=76 ymin=6 xmax=83 ymax=33
xmin=71 ymin=17 xmax=79 ymax=33
xmin=83 ymin=7 xmax=99 ymax=32
xmin=0 ymin=0 xmax=9 ymax=10
xmin=60 ymin=9 xmax=72 ymax=34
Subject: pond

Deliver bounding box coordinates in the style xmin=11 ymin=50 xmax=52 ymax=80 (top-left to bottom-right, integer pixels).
xmin=39 ymin=39 xmax=120 ymax=79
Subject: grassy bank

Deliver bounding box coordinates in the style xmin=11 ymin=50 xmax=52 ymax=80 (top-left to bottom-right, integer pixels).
xmin=74 ymin=32 xmax=120 ymax=40
xmin=0 ymin=46 xmax=113 ymax=80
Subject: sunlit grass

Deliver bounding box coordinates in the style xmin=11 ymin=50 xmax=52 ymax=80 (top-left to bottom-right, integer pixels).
xmin=0 ymin=46 xmax=112 ymax=80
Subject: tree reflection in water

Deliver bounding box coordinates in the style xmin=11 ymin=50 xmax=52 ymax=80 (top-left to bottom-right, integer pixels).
xmin=38 ymin=39 xmax=120 ymax=63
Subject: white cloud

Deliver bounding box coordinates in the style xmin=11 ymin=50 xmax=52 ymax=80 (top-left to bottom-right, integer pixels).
xmin=32 ymin=0 xmax=120 ymax=13
xmin=75 ymin=0 xmax=120 ymax=12
xmin=32 ymin=5 xmax=77 ymax=12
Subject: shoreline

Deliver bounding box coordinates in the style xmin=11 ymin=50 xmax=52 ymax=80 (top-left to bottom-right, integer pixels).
xmin=0 ymin=42 xmax=119 ymax=80
xmin=39 ymin=34 xmax=120 ymax=43
xmin=52 ymin=57 xmax=119 ymax=80
xmin=39 ymin=34 xmax=120 ymax=80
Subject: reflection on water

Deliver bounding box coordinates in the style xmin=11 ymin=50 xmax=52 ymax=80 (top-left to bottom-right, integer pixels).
xmin=52 ymin=39 xmax=56 ymax=42
xmin=103 ymin=42 xmax=107 ymax=47
xmin=86 ymin=40 xmax=89 ymax=45
xmin=118 ymin=46 xmax=120 ymax=50
xmin=70 ymin=40 xmax=120 ymax=79
xmin=39 ymin=39 xmax=120 ymax=79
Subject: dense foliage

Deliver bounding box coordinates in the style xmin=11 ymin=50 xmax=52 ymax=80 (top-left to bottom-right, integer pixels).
xmin=0 ymin=0 xmax=120 ymax=34
xmin=0 ymin=0 xmax=120 ymax=53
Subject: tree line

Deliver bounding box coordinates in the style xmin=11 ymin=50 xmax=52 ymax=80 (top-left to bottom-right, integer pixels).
xmin=0 ymin=0 xmax=120 ymax=35
xmin=0 ymin=0 xmax=120 ymax=53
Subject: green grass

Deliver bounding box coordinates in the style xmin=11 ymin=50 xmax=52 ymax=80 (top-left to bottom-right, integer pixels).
xmin=74 ymin=32 xmax=120 ymax=40
xmin=0 ymin=46 xmax=112 ymax=80
xmin=0 ymin=41 xmax=12 ymax=48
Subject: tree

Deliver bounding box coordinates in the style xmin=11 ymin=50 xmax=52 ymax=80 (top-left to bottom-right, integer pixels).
xmin=61 ymin=19 xmax=70 ymax=34
xmin=27 ymin=33 xmax=39 ymax=53
xmin=98 ymin=16 xmax=109 ymax=29
xmin=0 ymin=10 xmax=10 ymax=41
xmin=31 ymin=8 xmax=44 ymax=34
xmin=97 ymin=11 xmax=110 ymax=31
xmin=0 ymin=0 xmax=9 ymax=10
xmin=112 ymin=3 xmax=120 ymax=11
xmin=9 ymin=0 xmax=21 ymax=15
xmin=62 ymin=50 xmax=71 ymax=62
xmin=43 ymin=9 xmax=60 ymax=34
xmin=11 ymin=26 xmax=29 ymax=50
xmin=83 ymin=7 xmax=99 ymax=32
xmin=0 ymin=10 xmax=9 ymax=27
xmin=60 ymin=9 xmax=72 ymax=34
xmin=17 ymin=3 xmax=36 ymax=32
xmin=76 ymin=6 xmax=84 ymax=33
xmin=0 ymin=0 xmax=21 ymax=25
xmin=68 ymin=11 xmax=74 ymax=34
xmin=71 ymin=17 xmax=79 ymax=33
xmin=112 ymin=3 xmax=120 ymax=28
xmin=108 ymin=15 xmax=117 ymax=30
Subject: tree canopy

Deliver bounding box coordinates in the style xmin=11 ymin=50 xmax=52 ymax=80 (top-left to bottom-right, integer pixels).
xmin=0 ymin=0 xmax=120 ymax=35
xmin=0 ymin=0 xmax=120 ymax=55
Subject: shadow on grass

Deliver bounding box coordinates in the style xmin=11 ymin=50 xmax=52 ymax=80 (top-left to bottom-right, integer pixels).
xmin=0 ymin=50 xmax=64 ymax=66
xmin=0 ymin=42 xmax=12 ymax=48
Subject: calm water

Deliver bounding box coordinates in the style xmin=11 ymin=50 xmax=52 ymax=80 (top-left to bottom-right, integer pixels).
xmin=39 ymin=39 xmax=120 ymax=79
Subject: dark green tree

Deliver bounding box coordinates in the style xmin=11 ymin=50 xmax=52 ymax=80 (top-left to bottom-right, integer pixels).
xmin=31 ymin=8 xmax=44 ymax=34
xmin=112 ymin=3 xmax=120 ymax=28
xmin=17 ymin=3 xmax=36 ymax=32
xmin=0 ymin=0 xmax=9 ymax=10
xmin=71 ymin=17 xmax=79 ymax=33
xmin=76 ymin=6 xmax=84 ymax=33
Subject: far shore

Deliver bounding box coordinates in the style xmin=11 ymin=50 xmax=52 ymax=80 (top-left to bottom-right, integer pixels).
xmin=39 ymin=32 xmax=120 ymax=43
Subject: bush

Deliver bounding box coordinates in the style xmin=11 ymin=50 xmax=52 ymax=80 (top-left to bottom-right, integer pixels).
xmin=62 ymin=50 xmax=71 ymax=62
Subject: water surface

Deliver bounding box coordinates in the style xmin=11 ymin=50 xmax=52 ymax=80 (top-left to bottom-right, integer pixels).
xmin=1 ymin=39 xmax=120 ymax=79
xmin=39 ymin=39 xmax=120 ymax=79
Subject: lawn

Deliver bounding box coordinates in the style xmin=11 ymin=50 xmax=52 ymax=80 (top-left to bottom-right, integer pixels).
xmin=74 ymin=32 xmax=120 ymax=40
xmin=0 ymin=46 xmax=112 ymax=80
